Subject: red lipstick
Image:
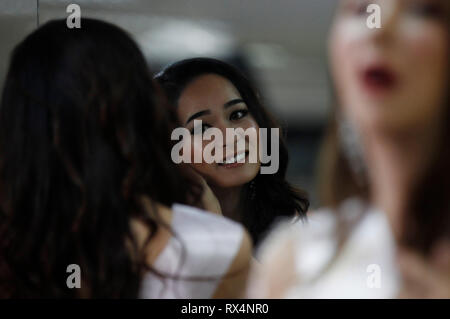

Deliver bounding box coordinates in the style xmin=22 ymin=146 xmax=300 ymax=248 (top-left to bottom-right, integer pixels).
xmin=360 ymin=64 xmax=398 ymax=94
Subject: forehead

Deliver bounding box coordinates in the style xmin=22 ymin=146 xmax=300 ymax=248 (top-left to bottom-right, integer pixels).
xmin=177 ymin=73 xmax=242 ymax=111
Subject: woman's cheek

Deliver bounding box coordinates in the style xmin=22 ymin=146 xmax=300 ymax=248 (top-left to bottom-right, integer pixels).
xmin=330 ymin=25 xmax=360 ymax=116
xmin=189 ymin=141 xmax=220 ymax=183
xmin=401 ymin=20 xmax=447 ymax=66
xmin=240 ymin=119 xmax=259 ymax=161
xmin=400 ymin=22 xmax=448 ymax=116
xmin=186 ymin=137 xmax=206 ymax=164
xmin=330 ymin=23 xmax=353 ymax=83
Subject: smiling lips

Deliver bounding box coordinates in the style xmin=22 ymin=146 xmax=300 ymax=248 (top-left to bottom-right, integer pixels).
xmin=218 ymin=151 xmax=248 ymax=168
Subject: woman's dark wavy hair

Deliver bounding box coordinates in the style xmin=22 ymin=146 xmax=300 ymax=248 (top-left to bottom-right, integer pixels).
xmin=155 ymin=57 xmax=309 ymax=246
xmin=0 ymin=18 xmax=200 ymax=297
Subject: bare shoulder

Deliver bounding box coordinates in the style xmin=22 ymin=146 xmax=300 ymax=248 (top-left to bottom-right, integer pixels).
xmin=130 ymin=197 xmax=174 ymax=266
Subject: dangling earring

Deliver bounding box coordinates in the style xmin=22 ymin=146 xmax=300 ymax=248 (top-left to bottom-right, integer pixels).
xmin=249 ymin=180 xmax=256 ymax=200
xmin=337 ymin=113 xmax=368 ymax=187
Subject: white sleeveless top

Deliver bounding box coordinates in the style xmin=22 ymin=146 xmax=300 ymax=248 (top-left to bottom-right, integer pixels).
xmin=248 ymin=198 xmax=401 ymax=298
xmin=139 ymin=203 xmax=244 ymax=299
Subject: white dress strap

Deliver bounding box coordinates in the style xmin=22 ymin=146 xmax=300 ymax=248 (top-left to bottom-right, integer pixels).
xmin=139 ymin=203 xmax=244 ymax=299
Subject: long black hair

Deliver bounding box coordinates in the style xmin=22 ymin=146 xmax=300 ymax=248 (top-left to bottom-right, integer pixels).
xmin=155 ymin=57 xmax=309 ymax=246
xmin=0 ymin=18 xmax=199 ymax=297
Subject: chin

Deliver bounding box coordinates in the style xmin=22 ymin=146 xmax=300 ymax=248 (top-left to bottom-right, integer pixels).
xmin=213 ymin=176 xmax=253 ymax=189
xmin=212 ymin=165 xmax=260 ymax=189
xmin=348 ymin=104 xmax=394 ymax=132
xmin=361 ymin=110 xmax=420 ymax=135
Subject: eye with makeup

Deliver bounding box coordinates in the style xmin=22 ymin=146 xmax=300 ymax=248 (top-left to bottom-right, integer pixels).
xmin=229 ymin=108 xmax=249 ymax=121
xmin=408 ymin=0 xmax=444 ymax=20
xmin=188 ymin=108 xmax=250 ymax=135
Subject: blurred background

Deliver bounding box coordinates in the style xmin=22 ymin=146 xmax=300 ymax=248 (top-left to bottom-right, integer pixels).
xmin=0 ymin=0 xmax=337 ymax=207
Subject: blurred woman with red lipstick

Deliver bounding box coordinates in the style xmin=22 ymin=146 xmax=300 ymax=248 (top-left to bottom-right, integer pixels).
xmin=156 ymin=58 xmax=309 ymax=247
xmin=248 ymin=0 xmax=450 ymax=298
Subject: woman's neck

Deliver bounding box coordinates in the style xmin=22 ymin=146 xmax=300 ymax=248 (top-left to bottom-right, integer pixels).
xmin=363 ymin=126 xmax=440 ymax=240
xmin=210 ymin=185 xmax=243 ymax=222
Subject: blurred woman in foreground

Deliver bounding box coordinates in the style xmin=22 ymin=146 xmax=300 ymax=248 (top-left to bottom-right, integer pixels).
xmin=249 ymin=0 xmax=450 ymax=298
xmin=0 ymin=18 xmax=251 ymax=298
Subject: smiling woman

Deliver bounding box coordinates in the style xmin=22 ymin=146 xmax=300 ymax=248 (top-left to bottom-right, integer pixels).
xmin=156 ymin=57 xmax=309 ymax=247
xmin=0 ymin=18 xmax=252 ymax=299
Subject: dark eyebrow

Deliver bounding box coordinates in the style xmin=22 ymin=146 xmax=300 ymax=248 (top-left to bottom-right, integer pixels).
xmin=224 ymin=98 xmax=245 ymax=109
xmin=185 ymin=99 xmax=245 ymax=125
xmin=185 ymin=110 xmax=211 ymax=125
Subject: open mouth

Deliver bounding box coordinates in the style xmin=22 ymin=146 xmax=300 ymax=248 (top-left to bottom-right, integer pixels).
xmin=218 ymin=151 xmax=249 ymax=167
xmin=360 ymin=64 xmax=397 ymax=93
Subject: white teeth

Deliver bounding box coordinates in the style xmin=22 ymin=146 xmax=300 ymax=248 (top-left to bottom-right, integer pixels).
xmin=235 ymin=152 xmax=246 ymax=163
xmin=224 ymin=152 xmax=246 ymax=164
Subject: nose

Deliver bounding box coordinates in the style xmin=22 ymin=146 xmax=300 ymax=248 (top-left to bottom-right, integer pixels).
xmin=215 ymin=120 xmax=245 ymax=154
xmin=368 ymin=0 xmax=400 ymax=45
xmin=213 ymin=121 xmax=227 ymax=144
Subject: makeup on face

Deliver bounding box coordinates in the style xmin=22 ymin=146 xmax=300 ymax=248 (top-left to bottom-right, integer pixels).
xmin=358 ymin=61 xmax=399 ymax=96
xmin=186 ymin=98 xmax=250 ymax=135
xmin=330 ymin=0 xmax=448 ymax=133
xmin=177 ymin=73 xmax=261 ymax=188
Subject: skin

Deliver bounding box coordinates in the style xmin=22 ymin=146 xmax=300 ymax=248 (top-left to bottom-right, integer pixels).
xmin=330 ymin=0 xmax=449 ymax=298
xmin=247 ymin=0 xmax=450 ymax=299
xmin=177 ymin=74 xmax=261 ymax=221
xmin=330 ymin=0 xmax=448 ymax=134
xmin=131 ymin=197 xmax=252 ymax=298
